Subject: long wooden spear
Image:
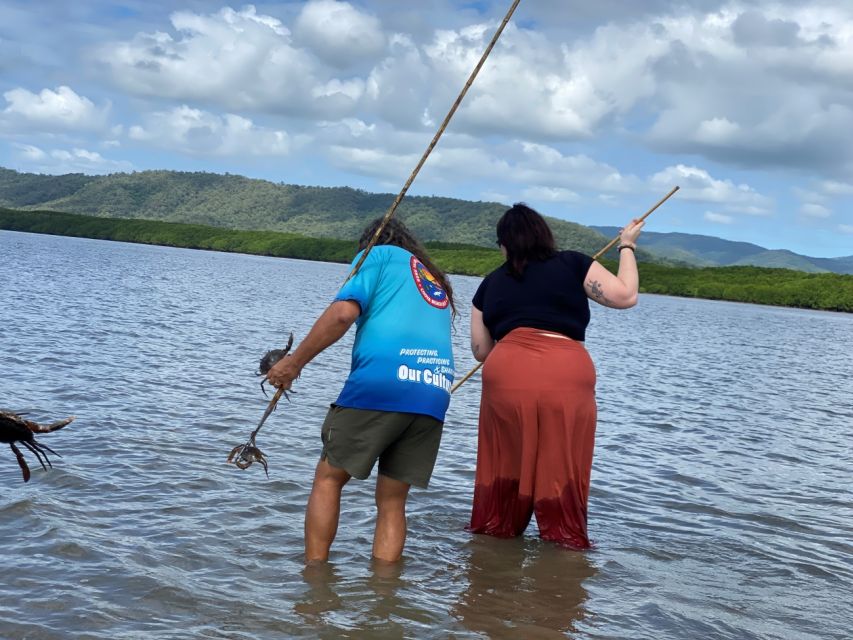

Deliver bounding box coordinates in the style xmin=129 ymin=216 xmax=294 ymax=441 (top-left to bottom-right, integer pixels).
xmin=449 ymin=185 xmax=680 ymax=394
xmin=346 ymin=0 xmax=523 ymax=282
xmin=232 ymin=0 xmax=524 ymax=467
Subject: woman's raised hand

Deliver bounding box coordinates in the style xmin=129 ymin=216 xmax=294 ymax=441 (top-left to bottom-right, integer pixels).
xmin=619 ymin=218 xmax=644 ymax=247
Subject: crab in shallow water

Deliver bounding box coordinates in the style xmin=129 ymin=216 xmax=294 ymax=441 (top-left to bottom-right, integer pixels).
xmin=257 ymin=332 xmax=294 ymax=398
xmin=0 ymin=410 xmax=75 ymax=482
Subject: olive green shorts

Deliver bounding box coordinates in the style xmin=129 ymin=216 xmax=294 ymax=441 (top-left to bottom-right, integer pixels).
xmin=320 ymin=405 xmax=444 ymax=489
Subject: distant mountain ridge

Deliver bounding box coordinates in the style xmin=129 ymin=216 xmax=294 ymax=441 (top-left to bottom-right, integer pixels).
xmin=2 ymin=167 xmax=849 ymax=273
xmin=0 ymin=167 xmax=619 ymax=258
xmin=591 ymin=226 xmax=853 ymax=275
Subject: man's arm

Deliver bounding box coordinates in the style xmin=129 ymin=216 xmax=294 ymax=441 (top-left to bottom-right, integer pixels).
xmin=266 ymin=300 xmax=361 ymax=390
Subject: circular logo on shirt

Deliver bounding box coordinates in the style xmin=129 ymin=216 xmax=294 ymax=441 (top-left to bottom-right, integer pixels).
xmin=410 ymin=256 xmax=449 ymax=309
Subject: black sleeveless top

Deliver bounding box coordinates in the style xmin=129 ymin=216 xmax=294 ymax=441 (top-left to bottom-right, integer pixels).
xmin=472 ymin=250 xmax=594 ymax=342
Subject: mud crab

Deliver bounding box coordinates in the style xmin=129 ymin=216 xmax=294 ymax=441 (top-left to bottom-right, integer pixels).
xmin=227 ymin=333 xmax=296 ymax=477
xmin=1 ymin=410 xmax=75 ymax=482
xmin=257 ymin=332 xmax=294 ymax=398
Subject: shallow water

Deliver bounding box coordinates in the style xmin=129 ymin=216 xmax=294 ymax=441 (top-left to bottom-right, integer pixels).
xmin=1 ymin=230 xmax=851 ymax=639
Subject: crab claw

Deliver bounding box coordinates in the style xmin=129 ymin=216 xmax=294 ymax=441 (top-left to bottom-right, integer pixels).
xmin=226 ymin=444 xmax=245 ymax=464
xmin=254 ymin=452 xmax=270 ymax=478
xmin=226 ymin=442 xmax=270 ymax=477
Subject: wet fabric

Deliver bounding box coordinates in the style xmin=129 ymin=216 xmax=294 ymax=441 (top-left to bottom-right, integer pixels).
xmin=334 ymin=245 xmax=455 ymax=422
xmin=468 ymin=327 xmax=597 ymax=549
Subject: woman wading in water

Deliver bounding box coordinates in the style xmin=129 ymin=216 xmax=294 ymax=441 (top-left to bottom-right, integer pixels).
xmin=468 ymin=203 xmax=643 ymax=548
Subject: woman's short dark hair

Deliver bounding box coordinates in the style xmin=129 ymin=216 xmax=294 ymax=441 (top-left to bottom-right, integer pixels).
xmin=496 ymin=203 xmax=557 ymax=277
xmin=358 ymin=217 xmax=457 ymax=318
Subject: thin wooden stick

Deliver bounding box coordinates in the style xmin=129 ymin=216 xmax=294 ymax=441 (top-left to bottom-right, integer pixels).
xmin=591 ymin=186 xmax=680 ymax=260
xmin=449 ymin=185 xmax=680 ymax=394
xmin=249 ymin=0 xmax=523 ymax=440
xmin=345 ymin=0 xmax=523 ymax=282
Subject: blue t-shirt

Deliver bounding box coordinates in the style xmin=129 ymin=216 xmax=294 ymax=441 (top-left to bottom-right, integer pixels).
xmin=333 ymin=245 xmax=455 ymax=422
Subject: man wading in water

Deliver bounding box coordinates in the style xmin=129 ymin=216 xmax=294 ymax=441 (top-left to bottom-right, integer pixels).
xmin=266 ymin=218 xmax=456 ymax=563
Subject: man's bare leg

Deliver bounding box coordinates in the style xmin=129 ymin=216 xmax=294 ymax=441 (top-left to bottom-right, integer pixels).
xmin=305 ymin=459 xmax=351 ymax=562
xmin=373 ymin=473 xmax=411 ymax=562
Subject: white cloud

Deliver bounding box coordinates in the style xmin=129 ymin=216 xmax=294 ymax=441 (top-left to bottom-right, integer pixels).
xmin=13 ymin=143 xmax=47 ymax=161
xmin=642 ymin=7 xmax=853 ymax=169
xmin=820 ymin=180 xmax=853 ymax=196
xmin=129 ymin=106 xmax=292 ymax=157
xmin=99 ymin=6 xmax=360 ymax=118
xmin=839 ymin=224 xmax=853 ymax=234
xmin=800 ymin=203 xmax=831 ymax=218
xmin=521 ymin=186 xmax=580 ymax=203
xmin=793 ymin=186 xmax=827 ymax=204
xmin=330 ymin=118 xmax=375 ymax=137
xmin=87 ymin=2 xmax=853 ymax=174
xmin=365 ymin=34 xmax=434 ymax=129
xmin=294 ymin=0 xmax=386 ymax=67
xmin=12 ymin=143 xmax=132 ymax=174
xmin=704 ymin=211 xmax=734 ymax=224
xmin=414 ymin=21 xmax=664 ymax=140
xmin=651 ymin=164 xmax=772 ymax=214
xmin=323 ymin=126 xmax=641 ymax=197
xmin=693 ymin=117 xmax=741 ymax=145
xmin=1 ymin=86 xmax=109 ymax=132
xmin=514 ymin=142 xmax=641 ymax=193
xmin=327 ymin=144 xmax=420 ymax=183
xmin=356 ymin=4 xmax=853 ymax=167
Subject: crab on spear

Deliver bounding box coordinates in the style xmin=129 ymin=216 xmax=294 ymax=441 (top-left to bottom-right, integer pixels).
xmin=227 ymin=332 xmax=295 ymax=477
xmin=1 ymin=410 xmax=75 ymax=482
xmin=256 ymin=332 xmax=294 ymax=398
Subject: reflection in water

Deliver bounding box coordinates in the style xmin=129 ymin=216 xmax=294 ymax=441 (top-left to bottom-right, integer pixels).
xmin=454 ymin=536 xmax=597 ymax=638
xmin=363 ymin=559 xmax=409 ymax=637
xmin=367 ymin=557 xmax=406 ymax=613
xmin=294 ymin=558 xmax=415 ymax=638
xmin=294 ymin=562 xmax=343 ymax=622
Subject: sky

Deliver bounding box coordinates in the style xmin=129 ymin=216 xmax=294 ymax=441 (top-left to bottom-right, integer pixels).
xmin=1 ymin=0 xmax=852 ymax=258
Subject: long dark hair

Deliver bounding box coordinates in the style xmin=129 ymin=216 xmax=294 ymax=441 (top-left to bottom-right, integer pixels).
xmin=358 ymin=217 xmax=457 ymax=318
xmin=496 ymin=203 xmax=557 ymax=277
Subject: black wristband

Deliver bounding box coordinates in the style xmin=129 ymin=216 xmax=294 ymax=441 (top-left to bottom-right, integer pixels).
xmin=618 ymin=245 xmax=635 ymax=252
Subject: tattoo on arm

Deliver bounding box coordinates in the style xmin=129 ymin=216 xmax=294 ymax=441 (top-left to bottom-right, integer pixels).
xmin=588 ymin=279 xmax=610 ymax=304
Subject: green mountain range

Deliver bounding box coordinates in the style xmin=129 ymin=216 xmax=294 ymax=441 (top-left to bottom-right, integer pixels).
xmin=591 ymin=226 xmax=853 ymax=275
xmin=0 ymin=167 xmax=624 ymax=258
xmin=2 ymin=167 xmax=848 ymax=273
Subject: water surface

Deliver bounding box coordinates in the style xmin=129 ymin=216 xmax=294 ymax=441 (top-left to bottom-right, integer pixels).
xmin=1 ymin=231 xmax=851 ymax=639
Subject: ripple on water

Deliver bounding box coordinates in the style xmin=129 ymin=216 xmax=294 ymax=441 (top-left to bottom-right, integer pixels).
xmin=2 ymin=232 xmax=853 ymax=639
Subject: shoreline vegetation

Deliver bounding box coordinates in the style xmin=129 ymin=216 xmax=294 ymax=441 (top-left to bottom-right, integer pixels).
xmin=3 ymin=207 xmax=852 ymax=313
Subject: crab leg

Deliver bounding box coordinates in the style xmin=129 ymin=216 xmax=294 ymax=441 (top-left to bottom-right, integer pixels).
xmin=10 ymin=443 xmax=31 ymax=482
xmin=35 ymin=440 xmax=61 ymax=459
xmin=21 ymin=440 xmax=50 ymax=470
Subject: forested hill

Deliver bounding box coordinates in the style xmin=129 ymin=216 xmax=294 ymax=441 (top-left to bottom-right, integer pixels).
xmin=0 ymin=167 xmax=620 ymax=257
xmin=591 ymin=225 xmax=853 ymax=275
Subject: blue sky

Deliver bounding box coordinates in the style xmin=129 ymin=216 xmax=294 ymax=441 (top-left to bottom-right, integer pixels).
xmin=1 ymin=0 xmax=852 ymax=257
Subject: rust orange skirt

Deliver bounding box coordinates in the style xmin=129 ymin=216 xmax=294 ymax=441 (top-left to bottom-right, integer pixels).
xmin=468 ymin=327 xmax=597 ymax=549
